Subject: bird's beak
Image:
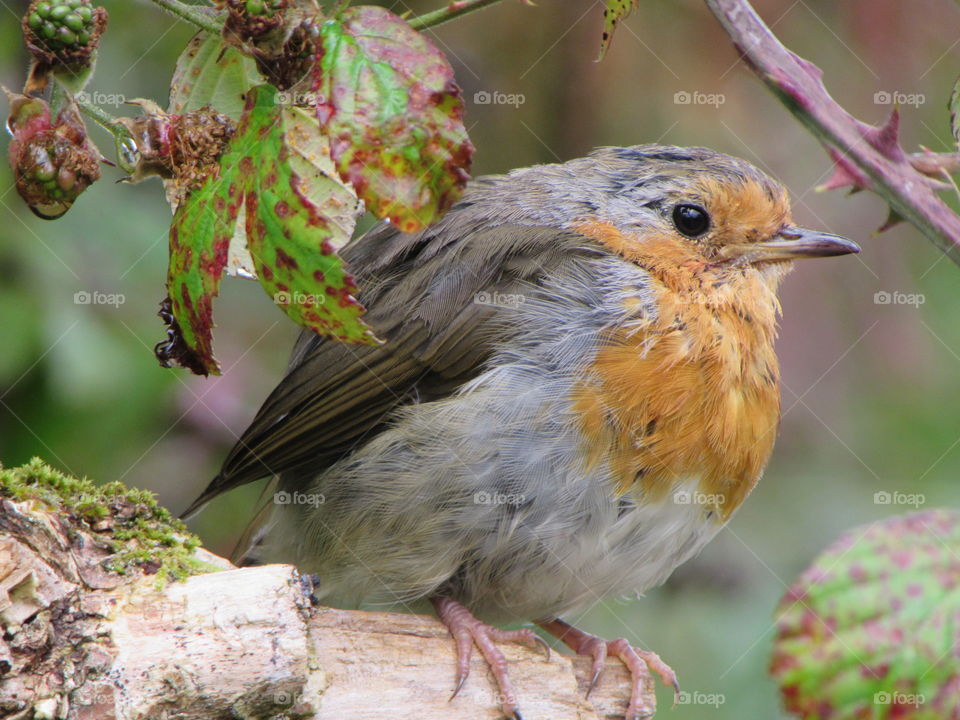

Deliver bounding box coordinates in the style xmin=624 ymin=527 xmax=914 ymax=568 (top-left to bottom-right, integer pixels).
xmin=722 ymin=227 xmax=861 ymax=265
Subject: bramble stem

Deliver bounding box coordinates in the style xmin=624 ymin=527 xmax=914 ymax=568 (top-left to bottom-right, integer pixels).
xmin=77 ymin=99 xmax=128 ymax=142
xmin=147 ymin=0 xmax=222 ymax=34
xmin=408 ymin=0 xmax=507 ymax=31
xmin=704 ymin=0 xmax=960 ymax=265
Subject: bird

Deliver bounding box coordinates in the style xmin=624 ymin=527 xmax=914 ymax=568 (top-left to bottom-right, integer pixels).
xmin=184 ymin=144 xmax=860 ymax=720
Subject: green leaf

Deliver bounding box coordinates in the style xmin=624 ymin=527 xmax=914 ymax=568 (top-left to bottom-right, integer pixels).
xmin=598 ymin=0 xmax=639 ymax=60
xmin=168 ymin=32 xmax=262 ymax=121
xmin=770 ymin=509 xmax=960 ymax=720
xmin=949 ymin=74 xmax=960 ymax=150
xmin=314 ymin=6 xmax=472 ymax=233
xmin=165 ymin=85 xmax=376 ymax=375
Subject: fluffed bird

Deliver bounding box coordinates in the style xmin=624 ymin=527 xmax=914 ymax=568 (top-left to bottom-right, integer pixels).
xmin=184 ymin=145 xmax=860 ymax=720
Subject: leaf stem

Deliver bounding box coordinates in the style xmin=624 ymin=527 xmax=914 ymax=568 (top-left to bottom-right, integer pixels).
xmin=408 ymin=0 xmax=507 ymax=31
xmin=147 ymin=0 xmax=222 ymax=34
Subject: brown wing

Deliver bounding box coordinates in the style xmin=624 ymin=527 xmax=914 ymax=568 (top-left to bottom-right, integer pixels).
xmin=182 ymin=212 xmax=599 ymax=518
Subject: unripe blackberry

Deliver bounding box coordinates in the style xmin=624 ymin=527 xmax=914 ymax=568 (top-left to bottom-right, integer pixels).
xmin=22 ymin=0 xmax=107 ymax=83
xmin=6 ymin=92 xmax=101 ymax=219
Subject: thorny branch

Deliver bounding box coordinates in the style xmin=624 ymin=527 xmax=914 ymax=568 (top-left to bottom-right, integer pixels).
xmin=705 ymin=0 xmax=960 ymax=266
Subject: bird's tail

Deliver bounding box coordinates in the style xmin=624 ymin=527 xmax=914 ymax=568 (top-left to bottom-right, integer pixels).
xmin=179 ymin=477 xmax=224 ymax=521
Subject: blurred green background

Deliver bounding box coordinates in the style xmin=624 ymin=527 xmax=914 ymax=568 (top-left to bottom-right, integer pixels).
xmin=1 ymin=0 xmax=958 ymax=717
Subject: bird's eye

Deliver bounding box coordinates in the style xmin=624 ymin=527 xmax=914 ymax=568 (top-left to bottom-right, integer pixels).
xmin=672 ymin=204 xmax=710 ymax=238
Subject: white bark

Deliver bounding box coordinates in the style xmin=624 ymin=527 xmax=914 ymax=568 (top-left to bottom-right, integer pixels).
xmin=0 ymin=496 xmax=654 ymax=719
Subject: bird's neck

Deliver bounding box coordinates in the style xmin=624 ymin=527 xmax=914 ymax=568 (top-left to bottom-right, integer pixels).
xmin=571 ymin=224 xmax=786 ymax=522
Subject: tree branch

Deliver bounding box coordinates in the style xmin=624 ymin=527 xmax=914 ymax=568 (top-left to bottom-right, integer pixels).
xmin=0 ymin=494 xmax=654 ymax=719
xmin=704 ymin=0 xmax=960 ymax=265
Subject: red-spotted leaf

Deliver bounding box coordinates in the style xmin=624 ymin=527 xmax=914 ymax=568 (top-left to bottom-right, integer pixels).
xmin=313 ymin=6 xmax=472 ymax=233
xmin=168 ymin=32 xmax=262 ymax=122
xmin=598 ymin=0 xmax=639 ymax=60
xmin=161 ymin=84 xmax=375 ymax=376
xmin=771 ymin=509 xmax=960 ymax=720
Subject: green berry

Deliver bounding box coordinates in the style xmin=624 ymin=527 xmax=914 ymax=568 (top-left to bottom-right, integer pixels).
xmin=63 ymin=12 xmax=84 ymax=31
xmin=76 ymin=6 xmax=91 ymax=21
xmin=36 ymin=3 xmax=52 ymax=18
xmin=49 ymin=5 xmax=71 ymax=21
xmin=55 ymin=26 xmax=77 ymax=44
xmin=246 ymin=0 xmax=265 ymax=15
xmin=57 ymin=168 xmax=77 ymax=192
xmin=42 ymin=20 xmax=56 ymax=38
xmin=77 ymin=30 xmax=90 ymax=44
xmin=28 ymin=12 xmax=43 ymax=28
xmin=34 ymin=163 xmax=56 ymax=182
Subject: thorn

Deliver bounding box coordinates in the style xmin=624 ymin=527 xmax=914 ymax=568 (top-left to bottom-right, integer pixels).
xmin=818 ymin=147 xmax=872 ymax=193
xmin=862 ymin=107 xmax=904 ymax=162
xmin=874 ymin=205 xmax=904 ymax=235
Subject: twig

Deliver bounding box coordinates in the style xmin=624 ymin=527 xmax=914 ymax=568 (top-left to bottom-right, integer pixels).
xmin=704 ymin=0 xmax=960 ymax=265
xmin=408 ymin=0 xmax=507 ymax=31
xmin=148 ymin=0 xmax=222 ymax=34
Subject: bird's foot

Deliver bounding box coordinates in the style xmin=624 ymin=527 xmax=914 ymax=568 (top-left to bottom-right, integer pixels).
xmin=536 ymin=618 xmax=679 ymax=720
xmin=431 ymin=596 xmax=550 ymax=720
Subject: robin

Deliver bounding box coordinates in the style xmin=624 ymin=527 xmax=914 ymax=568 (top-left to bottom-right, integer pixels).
xmin=184 ymin=145 xmax=859 ymax=720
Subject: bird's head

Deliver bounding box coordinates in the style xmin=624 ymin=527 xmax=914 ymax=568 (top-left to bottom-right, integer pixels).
xmin=558 ymin=145 xmax=860 ymax=280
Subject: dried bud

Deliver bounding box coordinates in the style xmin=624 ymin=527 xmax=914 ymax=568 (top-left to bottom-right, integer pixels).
xmin=116 ymin=101 xmax=234 ymax=200
xmin=6 ymin=90 xmax=101 ymax=219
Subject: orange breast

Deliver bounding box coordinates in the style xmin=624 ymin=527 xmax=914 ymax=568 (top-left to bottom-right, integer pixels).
xmin=571 ymin=223 xmax=783 ymax=521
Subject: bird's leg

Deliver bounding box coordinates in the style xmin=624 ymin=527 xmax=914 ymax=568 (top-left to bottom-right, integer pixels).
xmin=430 ymin=596 xmax=550 ymax=720
xmin=535 ymin=618 xmax=679 ymax=720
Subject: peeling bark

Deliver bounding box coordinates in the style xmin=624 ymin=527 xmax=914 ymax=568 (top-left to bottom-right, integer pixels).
xmin=0 ymin=496 xmax=654 ymax=720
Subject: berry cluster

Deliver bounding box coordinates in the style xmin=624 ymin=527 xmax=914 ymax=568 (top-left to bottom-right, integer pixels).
xmin=221 ymin=0 xmax=287 ymax=42
xmin=243 ymin=0 xmax=285 ymax=17
xmin=26 ymin=1 xmax=97 ymax=51
xmin=7 ymin=94 xmax=101 ymax=219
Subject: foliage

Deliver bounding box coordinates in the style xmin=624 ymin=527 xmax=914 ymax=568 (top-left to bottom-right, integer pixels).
xmin=771 ymin=510 xmax=960 ymax=720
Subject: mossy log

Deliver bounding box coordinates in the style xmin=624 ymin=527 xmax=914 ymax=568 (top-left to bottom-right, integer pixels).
xmin=0 ymin=460 xmax=655 ymax=719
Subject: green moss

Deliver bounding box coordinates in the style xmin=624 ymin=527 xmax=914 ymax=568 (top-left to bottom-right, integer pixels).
xmin=0 ymin=457 xmax=206 ymax=582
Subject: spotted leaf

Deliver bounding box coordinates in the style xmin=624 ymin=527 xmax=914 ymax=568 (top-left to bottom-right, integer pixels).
xmin=770 ymin=509 xmax=960 ymax=720
xmin=313 ymin=6 xmax=472 ymax=233
xmin=168 ymin=32 xmax=262 ymax=122
xmin=162 ymin=84 xmax=375 ymax=376
xmin=598 ymin=0 xmax=639 ymax=60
